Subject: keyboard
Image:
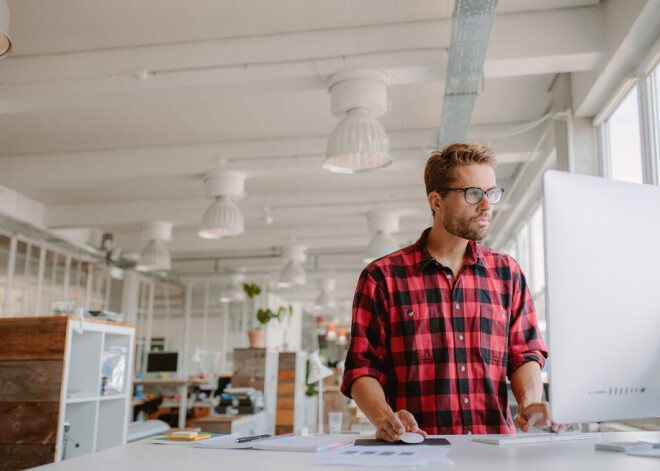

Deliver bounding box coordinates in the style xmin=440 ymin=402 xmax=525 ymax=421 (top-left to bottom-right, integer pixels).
xmin=473 ymin=432 xmax=601 ymax=446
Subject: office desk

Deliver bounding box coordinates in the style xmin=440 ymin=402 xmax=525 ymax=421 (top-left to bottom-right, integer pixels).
xmin=29 ymin=431 xmax=660 ymax=471
xmin=133 ymin=379 xmax=208 ymax=428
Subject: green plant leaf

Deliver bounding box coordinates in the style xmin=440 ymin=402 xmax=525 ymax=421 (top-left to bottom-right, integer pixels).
xmin=256 ymin=308 xmax=272 ymax=325
xmin=243 ymin=283 xmax=261 ymax=299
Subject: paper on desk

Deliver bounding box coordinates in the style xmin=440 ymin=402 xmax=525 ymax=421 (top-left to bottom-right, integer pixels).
xmin=149 ymin=433 xmax=222 ymax=446
xmin=627 ymin=448 xmax=660 ymax=459
xmin=193 ymin=433 xmax=254 ymax=449
xmin=308 ymin=445 xmax=453 ymax=467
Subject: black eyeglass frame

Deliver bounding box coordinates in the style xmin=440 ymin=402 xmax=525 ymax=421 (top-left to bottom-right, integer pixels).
xmin=434 ymin=187 xmax=505 ymax=205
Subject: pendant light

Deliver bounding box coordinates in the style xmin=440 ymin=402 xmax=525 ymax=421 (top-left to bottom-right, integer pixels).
xmin=219 ymin=272 xmax=247 ymax=303
xmin=136 ymin=221 xmax=173 ymax=272
xmin=364 ymin=211 xmax=400 ymax=263
xmin=323 ymin=68 xmax=392 ymax=174
xmin=198 ymin=162 xmax=246 ymax=239
xmin=314 ymin=277 xmax=337 ymax=311
xmin=278 ymin=244 xmax=307 ymax=287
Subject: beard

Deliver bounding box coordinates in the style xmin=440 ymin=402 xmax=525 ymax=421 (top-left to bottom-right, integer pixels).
xmin=443 ymin=212 xmax=490 ymax=241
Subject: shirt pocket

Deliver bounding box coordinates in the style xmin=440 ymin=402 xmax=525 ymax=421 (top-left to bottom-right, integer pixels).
xmin=389 ymin=305 xmax=441 ymax=365
xmin=479 ymin=305 xmax=509 ymax=365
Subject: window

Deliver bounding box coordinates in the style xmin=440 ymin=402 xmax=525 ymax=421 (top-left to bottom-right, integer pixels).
xmin=652 ymin=62 xmax=660 ymax=183
xmin=529 ymin=205 xmax=545 ymax=296
xmin=598 ymin=56 xmax=660 ymax=186
xmin=606 ymin=85 xmax=644 ymax=183
xmin=500 ymin=202 xmax=546 ymax=334
xmin=0 ymin=230 xmax=109 ymax=317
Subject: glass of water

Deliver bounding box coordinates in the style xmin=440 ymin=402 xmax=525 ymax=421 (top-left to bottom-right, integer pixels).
xmin=328 ymin=411 xmax=343 ymax=435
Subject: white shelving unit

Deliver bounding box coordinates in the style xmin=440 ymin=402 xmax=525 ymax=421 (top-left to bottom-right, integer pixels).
xmin=59 ymin=318 xmax=135 ymax=461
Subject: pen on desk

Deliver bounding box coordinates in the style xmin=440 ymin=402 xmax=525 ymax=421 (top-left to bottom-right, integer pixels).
xmin=319 ymin=439 xmax=353 ymax=452
xmin=236 ymin=434 xmax=271 ymax=443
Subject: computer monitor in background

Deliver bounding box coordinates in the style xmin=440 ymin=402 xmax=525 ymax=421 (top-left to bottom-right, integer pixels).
xmin=146 ymin=351 xmax=179 ymax=376
xmin=543 ymin=170 xmax=660 ymax=424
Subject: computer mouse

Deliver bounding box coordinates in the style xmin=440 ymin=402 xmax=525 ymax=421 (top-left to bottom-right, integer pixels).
xmin=399 ymin=432 xmax=425 ymax=444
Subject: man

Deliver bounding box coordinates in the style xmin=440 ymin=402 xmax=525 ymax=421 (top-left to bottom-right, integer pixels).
xmin=341 ymin=143 xmax=569 ymax=441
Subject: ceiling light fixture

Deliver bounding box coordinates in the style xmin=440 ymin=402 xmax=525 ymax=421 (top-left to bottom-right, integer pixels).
xmin=136 ymin=221 xmax=173 ymax=272
xmin=278 ymin=244 xmax=307 ymax=287
xmin=198 ymin=162 xmax=246 ymax=239
xmin=323 ymin=68 xmax=392 ymax=174
xmin=364 ymin=211 xmax=400 ymax=263
xmin=0 ymin=0 xmax=12 ymax=58
xmin=219 ymin=272 xmax=247 ymax=303
xmin=314 ymin=278 xmax=337 ymax=311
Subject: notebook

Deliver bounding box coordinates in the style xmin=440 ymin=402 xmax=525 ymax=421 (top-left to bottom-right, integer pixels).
xmin=150 ymin=433 xmax=222 ymax=446
xmin=194 ymin=433 xmax=353 ymax=452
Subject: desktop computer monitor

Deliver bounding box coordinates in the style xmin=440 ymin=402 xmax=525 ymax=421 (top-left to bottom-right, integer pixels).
xmin=146 ymin=351 xmax=179 ymax=375
xmin=543 ymin=170 xmax=660 ymax=424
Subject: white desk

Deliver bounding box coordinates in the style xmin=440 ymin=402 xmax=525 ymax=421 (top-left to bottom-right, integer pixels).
xmin=30 ymin=431 xmax=660 ymax=471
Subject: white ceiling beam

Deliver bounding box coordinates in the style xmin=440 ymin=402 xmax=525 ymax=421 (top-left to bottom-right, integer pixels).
xmin=120 ymin=225 xmax=429 ymax=255
xmin=0 ymin=126 xmax=538 ymax=192
xmin=43 ymin=189 xmax=430 ymax=229
xmin=572 ymin=0 xmax=660 ymax=118
xmin=43 ymin=173 xmax=512 ymax=229
xmin=0 ymin=8 xmax=606 ymax=115
xmin=484 ymin=5 xmax=605 ymax=78
xmin=0 ymin=20 xmax=453 ymax=84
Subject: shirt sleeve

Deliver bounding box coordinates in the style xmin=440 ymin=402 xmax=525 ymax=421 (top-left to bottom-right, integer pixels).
xmin=340 ymin=268 xmax=391 ymax=399
xmin=507 ymin=263 xmax=548 ymax=379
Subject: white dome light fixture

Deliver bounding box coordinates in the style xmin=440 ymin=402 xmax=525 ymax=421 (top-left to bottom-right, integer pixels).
xmin=219 ymin=272 xmax=247 ymax=304
xmin=364 ymin=211 xmax=400 ymax=263
xmin=315 ymin=278 xmax=337 ymax=311
xmin=278 ymin=244 xmax=307 ymax=287
xmin=136 ymin=221 xmax=173 ymax=272
xmin=323 ymin=68 xmax=392 ymax=174
xmin=198 ymin=163 xmax=246 ymax=239
xmin=0 ymin=0 xmax=13 ymax=58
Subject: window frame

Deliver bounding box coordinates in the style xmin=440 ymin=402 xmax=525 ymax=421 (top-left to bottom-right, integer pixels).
xmin=595 ymin=39 xmax=660 ymax=185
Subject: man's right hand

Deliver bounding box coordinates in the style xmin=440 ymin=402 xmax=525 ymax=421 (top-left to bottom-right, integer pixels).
xmin=374 ymin=409 xmax=427 ymax=443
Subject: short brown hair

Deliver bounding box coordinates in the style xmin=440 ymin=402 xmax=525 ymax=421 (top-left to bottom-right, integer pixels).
xmin=424 ymin=142 xmax=497 ymax=195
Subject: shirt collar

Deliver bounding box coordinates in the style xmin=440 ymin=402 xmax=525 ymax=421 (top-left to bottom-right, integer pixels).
xmin=416 ymin=227 xmax=484 ymax=272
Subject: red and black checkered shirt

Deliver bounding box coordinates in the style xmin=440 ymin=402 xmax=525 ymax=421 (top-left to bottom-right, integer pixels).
xmin=341 ymin=228 xmax=547 ymax=435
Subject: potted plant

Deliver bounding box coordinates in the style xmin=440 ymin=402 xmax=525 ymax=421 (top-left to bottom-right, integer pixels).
xmin=243 ymin=282 xmax=292 ymax=348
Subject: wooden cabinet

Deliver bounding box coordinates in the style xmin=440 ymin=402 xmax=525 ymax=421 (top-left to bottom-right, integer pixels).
xmin=276 ymin=351 xmax=307 ymax=435
xmin=0 ymin=316 xmax=135 ymax=471
xmin=231 ymin=348 xmax=278 ymax=435
xmin=190 ymin=412 xmax=266 ymax=435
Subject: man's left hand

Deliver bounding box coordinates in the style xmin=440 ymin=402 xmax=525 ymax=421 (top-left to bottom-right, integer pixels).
xmin=515 ymin=402 xmax=571 ymax=433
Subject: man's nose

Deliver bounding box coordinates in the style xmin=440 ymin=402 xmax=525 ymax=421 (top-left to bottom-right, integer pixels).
xmin=477 ymin=195 xmax=492 ymax=211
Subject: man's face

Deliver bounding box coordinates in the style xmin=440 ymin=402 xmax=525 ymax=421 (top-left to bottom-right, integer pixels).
xmin=436 ymin=164 xmax=497 ymax=241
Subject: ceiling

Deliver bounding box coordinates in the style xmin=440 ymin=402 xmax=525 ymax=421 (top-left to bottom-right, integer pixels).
xmin=0 ymin=0 xmax=657 ymax=313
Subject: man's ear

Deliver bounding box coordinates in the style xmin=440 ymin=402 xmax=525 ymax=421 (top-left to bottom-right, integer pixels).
xmin=428 ymin=191 xmax=443 ymax=215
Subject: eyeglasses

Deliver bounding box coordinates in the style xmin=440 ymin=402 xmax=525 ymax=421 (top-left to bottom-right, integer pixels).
xmin=435 ymin=187 xmax=504 ymax=205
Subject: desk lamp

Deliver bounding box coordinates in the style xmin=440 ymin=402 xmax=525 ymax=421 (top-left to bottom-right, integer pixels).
xmin=307 ymin=350 xmax=334 ymax=434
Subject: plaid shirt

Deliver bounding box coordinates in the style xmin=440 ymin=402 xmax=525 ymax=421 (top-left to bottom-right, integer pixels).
xmin=341 ymin=228 xmax=547 ymax=435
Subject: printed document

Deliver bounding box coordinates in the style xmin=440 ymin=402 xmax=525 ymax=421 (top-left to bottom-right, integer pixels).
xmin=309 ymin=444 xmax=453 ymax=467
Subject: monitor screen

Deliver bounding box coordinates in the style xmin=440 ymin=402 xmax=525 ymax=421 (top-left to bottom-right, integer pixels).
xmin=146 ymin=351 xmax=179 ymax=373
xmin=543 ymin=170 xmax=660 ymax=424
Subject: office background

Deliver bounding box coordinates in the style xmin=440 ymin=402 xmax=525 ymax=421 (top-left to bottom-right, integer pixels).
xmin=0 ymin=0 xmax=659 ymax=457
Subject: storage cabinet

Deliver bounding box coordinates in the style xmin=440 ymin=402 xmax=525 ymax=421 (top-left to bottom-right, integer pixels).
xmin=0 ymin=316 xmax=135 ymax=470
xmin=190 ymin=412 xmax=266 ymax=435
xmin=232 ymin=348 xmax=279 ymax=435
xmin=276 ymin=351 xmax=307 ymax=435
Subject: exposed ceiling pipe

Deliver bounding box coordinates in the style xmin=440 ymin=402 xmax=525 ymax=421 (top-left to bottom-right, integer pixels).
xmin=437 ymin=0 xmax=498 ymax=149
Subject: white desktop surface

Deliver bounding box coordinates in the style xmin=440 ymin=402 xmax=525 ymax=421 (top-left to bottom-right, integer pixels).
xmin=30 ymin=431 xmax=660 ymax=471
